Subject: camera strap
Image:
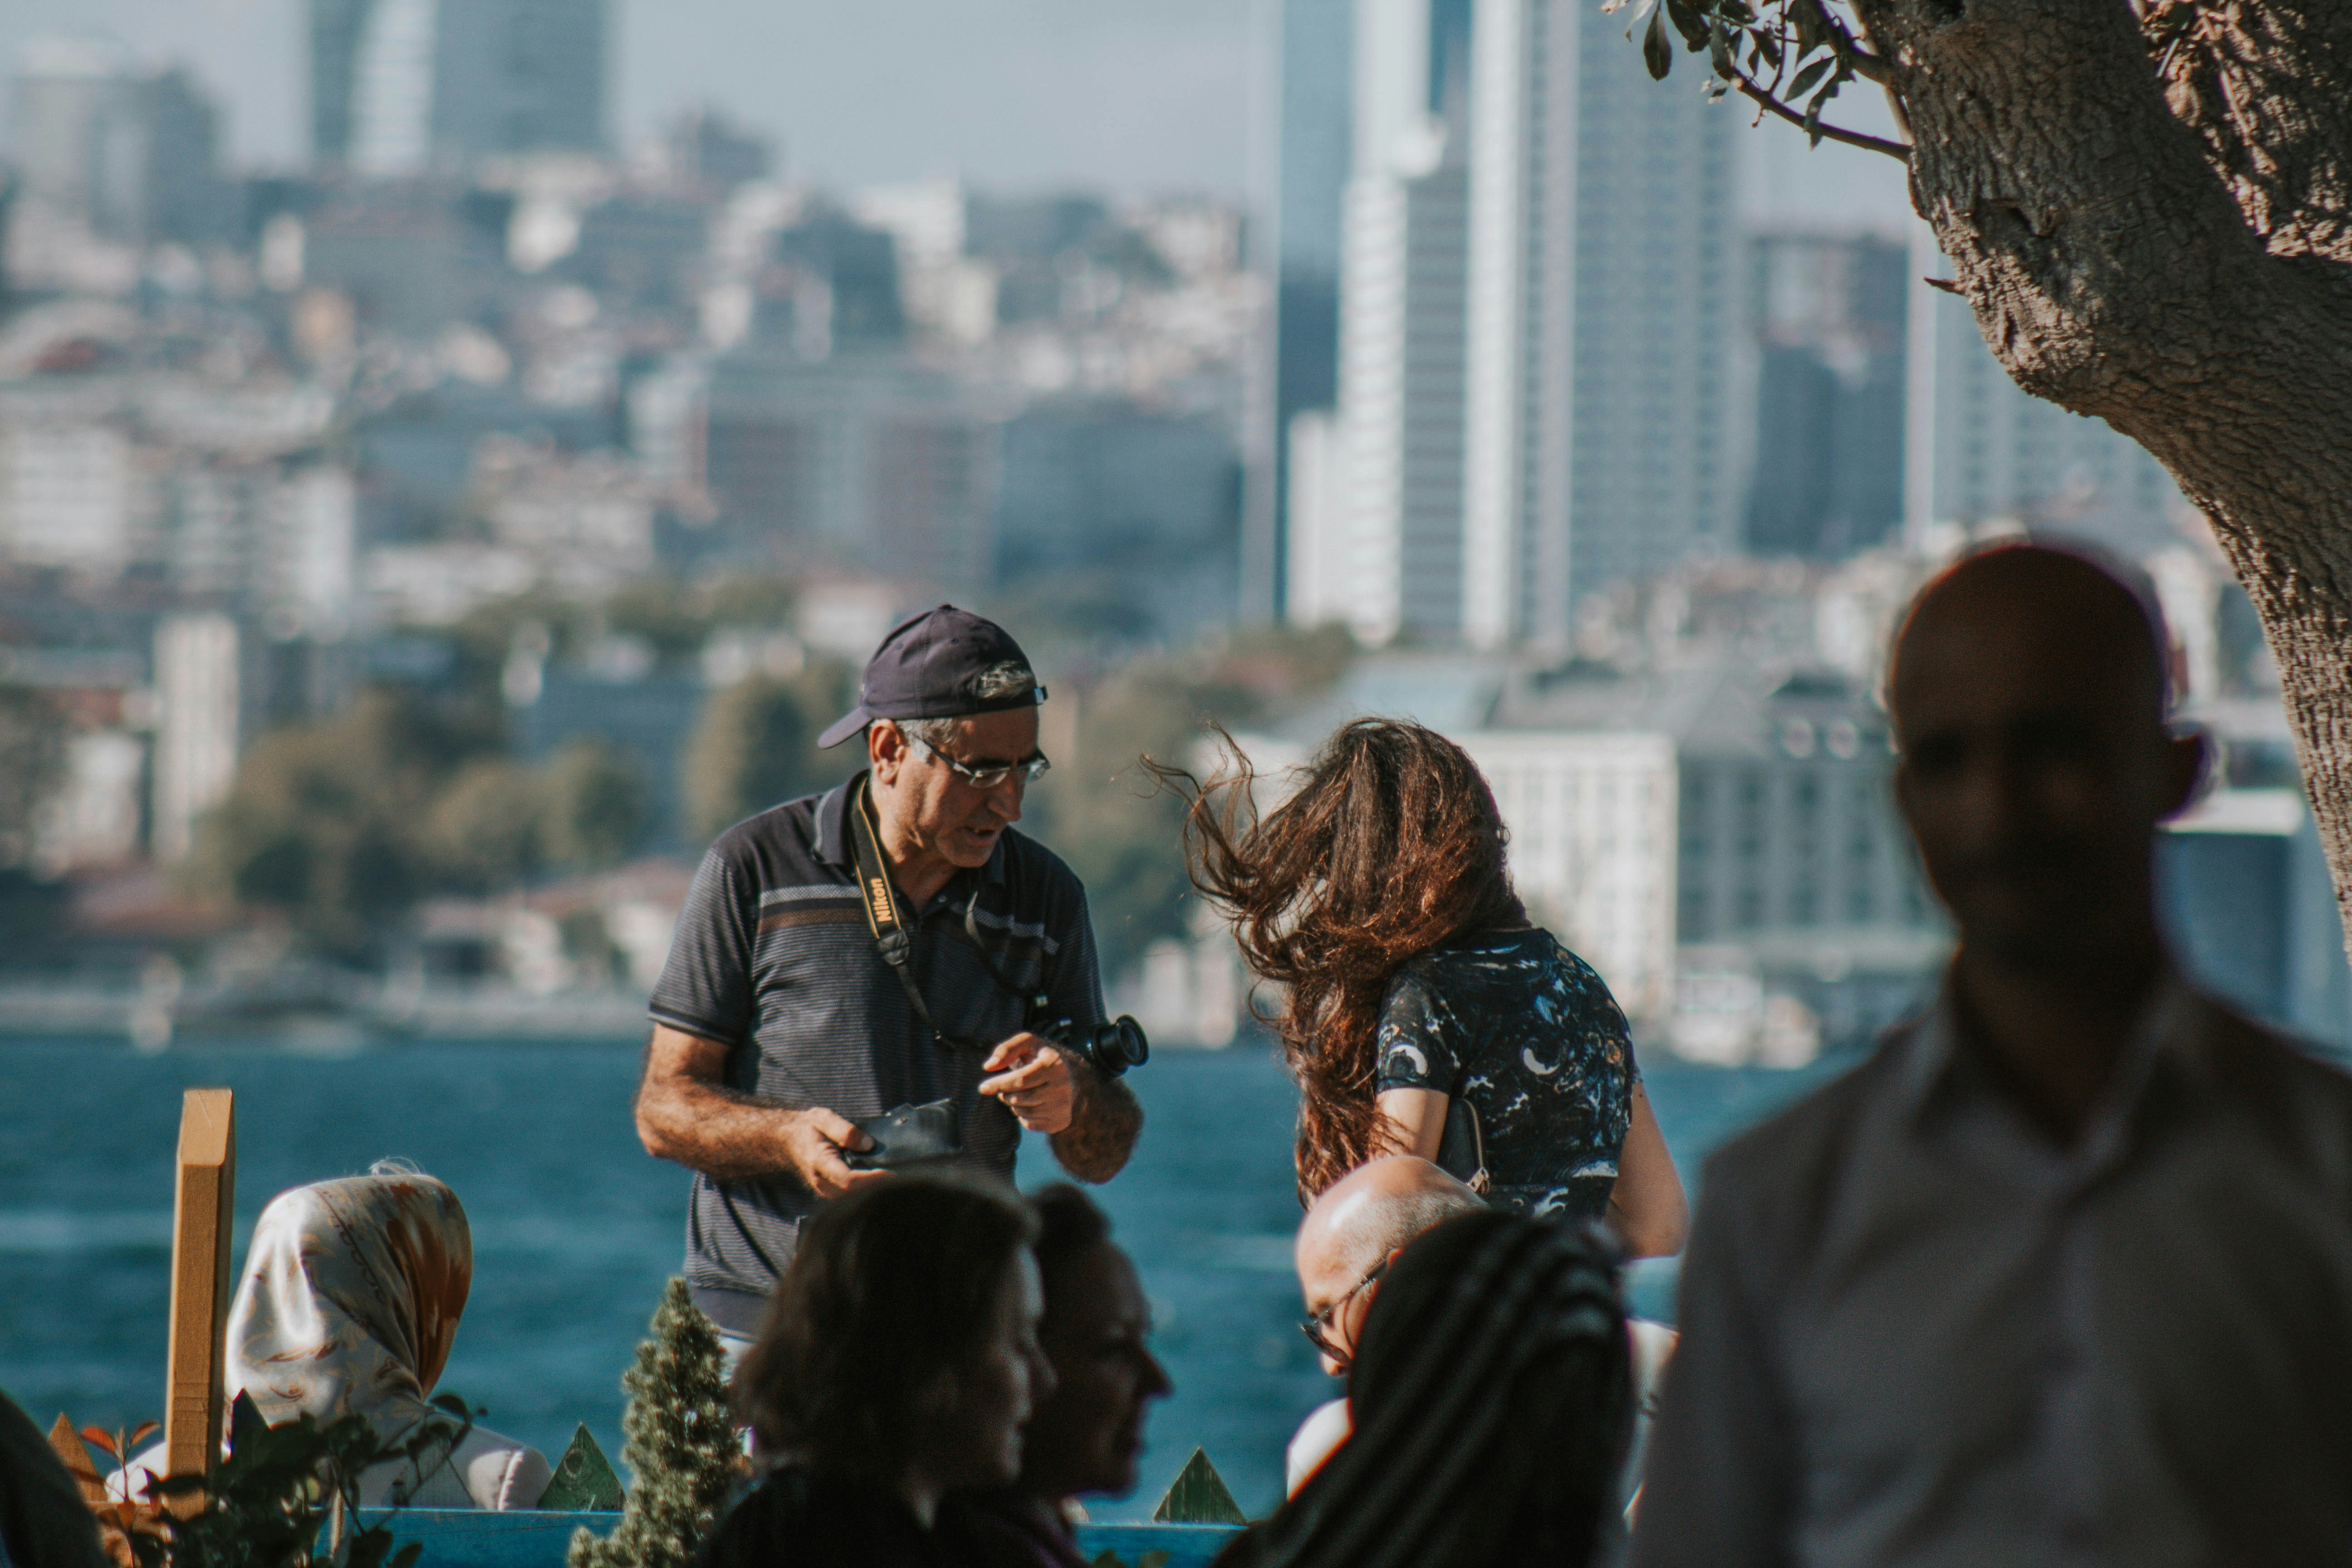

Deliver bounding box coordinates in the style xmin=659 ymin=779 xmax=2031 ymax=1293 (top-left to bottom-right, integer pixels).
xmin=848 ymin=774 xmax=1044 ymax=1049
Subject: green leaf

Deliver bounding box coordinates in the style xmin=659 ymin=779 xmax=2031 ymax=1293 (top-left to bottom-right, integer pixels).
xmin=1663 ymin=0 xmax=1709 ymax=51
xmin=391 ymin=1546 xmax=423 ymax=1568
xmin=1786 ymin=55 xmax=1833 ymax=100
xmin=1803 ymin=68 xmax=1847 ymax=145
xmin=1643 ymin=5 xmax=1674 ymax=80
xmin=1791 ymin=0 xmax=1826 ymax=55
xmin=1707 ymin=15 xmax=1736 ymax=79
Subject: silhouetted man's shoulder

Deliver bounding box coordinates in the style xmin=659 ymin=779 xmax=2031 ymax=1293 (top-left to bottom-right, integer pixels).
xmin=2192 ymin=991 xmax=2352 ymax=1146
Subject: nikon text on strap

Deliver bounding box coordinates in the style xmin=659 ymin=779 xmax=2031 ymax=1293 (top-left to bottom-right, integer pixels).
xmin=847 ymin=773 xmax=1043 ymax=1049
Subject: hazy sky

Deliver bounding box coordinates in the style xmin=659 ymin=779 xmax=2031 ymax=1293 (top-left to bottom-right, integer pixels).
xmin=0 ymin=0 xmax=1910 ymax=228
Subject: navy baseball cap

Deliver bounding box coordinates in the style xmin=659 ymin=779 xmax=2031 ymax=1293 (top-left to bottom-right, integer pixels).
xmin=817 ymin=604 xmax=1046 ymax=749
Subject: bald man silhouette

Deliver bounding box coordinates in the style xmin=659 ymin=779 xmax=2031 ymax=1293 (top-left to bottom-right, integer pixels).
xmin=1634 ymin=544 xmax=2352 ymax=1568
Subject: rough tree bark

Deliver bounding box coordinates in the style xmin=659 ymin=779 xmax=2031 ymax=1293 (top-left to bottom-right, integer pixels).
xmin=1844 ymin=0 xmax=2352 ymax=950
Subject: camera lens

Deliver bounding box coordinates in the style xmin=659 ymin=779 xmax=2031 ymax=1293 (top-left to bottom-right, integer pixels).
xmin=1096 ymin=1016 xmax=1147 ymax=1074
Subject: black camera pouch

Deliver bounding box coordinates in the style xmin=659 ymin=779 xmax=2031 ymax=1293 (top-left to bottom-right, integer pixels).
xmin=845 ymin=1098 xmax=963 ymax=1170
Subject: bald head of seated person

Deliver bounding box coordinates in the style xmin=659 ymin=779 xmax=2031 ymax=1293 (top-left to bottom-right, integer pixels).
xmin=1632 ymin=543 xmax=2352 ymax=1568
xmin=1285 ymin=1156 xmax=1485 ymax=1492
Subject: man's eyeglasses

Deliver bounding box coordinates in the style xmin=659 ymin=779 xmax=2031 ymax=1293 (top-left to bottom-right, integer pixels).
xmin=906 ymin=733 xmax=1052 ymax=790
xmin=1299 ymin=1253 xmax=1392 ymax=1371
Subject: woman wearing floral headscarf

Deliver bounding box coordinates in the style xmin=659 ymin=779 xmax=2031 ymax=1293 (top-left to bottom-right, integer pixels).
xmin=127 ymin=1165 xmax=549 ymax=1510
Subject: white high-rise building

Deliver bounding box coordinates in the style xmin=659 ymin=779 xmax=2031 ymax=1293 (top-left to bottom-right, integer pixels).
xmin=1300 ymin=0 xmax=1740 ymax=648
xmin=1313 ymin=0 xmax=1475 ymax=643
xmin=1903 ymin=220 xmax=2184 ymax=551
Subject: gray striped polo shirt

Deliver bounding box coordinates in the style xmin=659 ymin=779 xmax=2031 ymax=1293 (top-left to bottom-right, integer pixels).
xmin=648 ymin=771 xmax=1106 ymax=1334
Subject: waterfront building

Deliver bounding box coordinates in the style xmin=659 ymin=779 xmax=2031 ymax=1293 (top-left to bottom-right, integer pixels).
xmin=310 ymin=0 xmax=608 ymax=174
xmin=1458 ymin=728 xmax=1678 ymax=1020
xmin=1485 ymin=655 xmax=1939 ymax=1045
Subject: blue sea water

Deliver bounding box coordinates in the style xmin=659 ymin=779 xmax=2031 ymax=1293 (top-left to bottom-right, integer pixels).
xmin=0 ymin=1035 xmax=1857 ymax=1517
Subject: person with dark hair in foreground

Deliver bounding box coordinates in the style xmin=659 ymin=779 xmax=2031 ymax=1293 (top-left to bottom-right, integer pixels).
xmin=1633 ymin=543 xmax=2352 ymax=1567
xmin=966 ymin=1185 xmax=1172 ymax=1568
xmin=704 ymin=1172 xmax=1052 ymax=1568
xmin=1214 ymin=1211 xmax=1633 ymax=1568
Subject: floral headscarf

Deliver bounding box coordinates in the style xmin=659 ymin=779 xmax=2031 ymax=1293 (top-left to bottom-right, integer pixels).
xmin=227 ymin=1171 xmax=472 ymax=1431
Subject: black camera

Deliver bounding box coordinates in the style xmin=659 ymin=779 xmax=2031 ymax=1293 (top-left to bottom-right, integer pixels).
xmin=1039 ymin=1013 xmax=1150 ymax=1078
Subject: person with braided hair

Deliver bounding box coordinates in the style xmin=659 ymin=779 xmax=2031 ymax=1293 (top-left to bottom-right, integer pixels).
xmin=1156 ymin=719 xmax=1685 ymax=1251
xmin=1212 ymin=1210 xmax=1635 ymax=1568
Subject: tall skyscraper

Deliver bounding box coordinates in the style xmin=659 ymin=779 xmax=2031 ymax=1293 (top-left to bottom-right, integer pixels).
xmin=1903 ymin=221 xmax=2184 ymax=552
xmin=1460 ymin=0 xmax=1740 ymax=647
xmin=309 ymin=0 xmax=608 ymax=174
xmin=1296 ymin=0 xmax=1739 ymax=647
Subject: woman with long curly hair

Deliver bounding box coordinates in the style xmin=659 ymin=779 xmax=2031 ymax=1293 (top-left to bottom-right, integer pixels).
xmin=1159 ymin=719 xmax=1685 ymax=1252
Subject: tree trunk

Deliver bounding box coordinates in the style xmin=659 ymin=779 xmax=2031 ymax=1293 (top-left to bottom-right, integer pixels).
xmin=1847 ymin=0 xmax=2352 ymax=950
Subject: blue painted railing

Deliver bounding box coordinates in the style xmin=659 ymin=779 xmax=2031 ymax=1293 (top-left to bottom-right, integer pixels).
xmin=372 ymin=1509 xmax=1242 ymax=1568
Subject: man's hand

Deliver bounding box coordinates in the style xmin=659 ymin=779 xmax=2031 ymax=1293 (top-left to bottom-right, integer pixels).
xmin=780 ymin=1107 xmax=888 ymax=1199
xmin=980 ymin=1032 xmax=1077 ymax=1133
xmin=637 ymin=1024 xmax=887 ymax=1195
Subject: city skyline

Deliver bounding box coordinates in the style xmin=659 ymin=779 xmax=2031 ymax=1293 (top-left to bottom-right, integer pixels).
xmin=0 ymin=0 xmax=1909 ymax=227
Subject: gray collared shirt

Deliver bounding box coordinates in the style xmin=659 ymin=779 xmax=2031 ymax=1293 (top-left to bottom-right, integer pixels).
xmin=1631 ymin=977 xmax=2352 ymax=1568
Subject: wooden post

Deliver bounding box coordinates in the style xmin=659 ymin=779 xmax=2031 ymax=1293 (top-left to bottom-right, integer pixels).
xmin=165 ymin=1088 xmax=235 ymax=1496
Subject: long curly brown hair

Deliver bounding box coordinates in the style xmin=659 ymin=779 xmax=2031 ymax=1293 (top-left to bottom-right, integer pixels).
xmin=1151 ymin=719 xmax=1525 ymax=1202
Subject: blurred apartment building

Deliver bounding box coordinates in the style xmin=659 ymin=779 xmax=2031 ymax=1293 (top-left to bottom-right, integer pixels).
xmin=1285 ymin=0 xmax=1742 ymax=649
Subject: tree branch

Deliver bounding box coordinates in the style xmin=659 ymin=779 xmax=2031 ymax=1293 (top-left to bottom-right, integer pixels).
xmin=1730 ymin=67 xmax=1911 ymax=160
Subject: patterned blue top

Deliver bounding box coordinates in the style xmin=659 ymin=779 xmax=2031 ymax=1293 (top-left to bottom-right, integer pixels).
xmin=1374 ymin=927 xmax=1638 ymax=1220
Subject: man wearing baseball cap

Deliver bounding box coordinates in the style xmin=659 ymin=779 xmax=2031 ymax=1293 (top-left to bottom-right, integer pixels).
xmin=633 ymin=605 xmax=1142 ymax=1349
